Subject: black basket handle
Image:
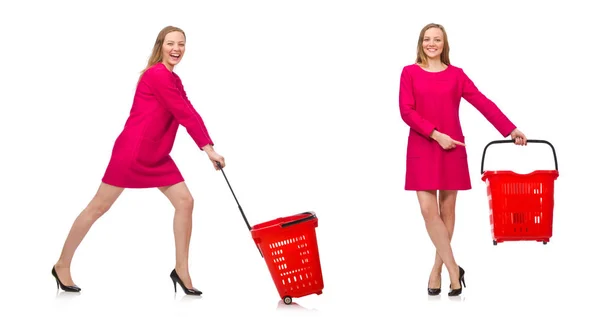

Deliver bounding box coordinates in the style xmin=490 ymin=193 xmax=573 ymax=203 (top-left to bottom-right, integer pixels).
xmin=281 ymin=212 xmax=316 ymax=228
xmin=216 ymin=161 xmax=263 ymax=258
xmin=480 ymin=139 xmax=558 ymax=175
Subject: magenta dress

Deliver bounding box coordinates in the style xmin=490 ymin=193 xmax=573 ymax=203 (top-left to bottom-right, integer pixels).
xmin=399 ymin=63 xmax=516 ymax=191
xmin=102 ymin=63 xmax=214 ymax=188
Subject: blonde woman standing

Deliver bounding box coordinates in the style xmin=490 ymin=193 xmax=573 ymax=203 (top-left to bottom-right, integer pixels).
xmin=399 ymin=23 xmax=527 ymax=296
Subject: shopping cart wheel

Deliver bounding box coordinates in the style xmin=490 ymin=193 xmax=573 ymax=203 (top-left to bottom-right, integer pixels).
xmin=493 ymin=240 xmax=497 ymax=245
xmin=283 ymin=296 xmax=293 ymax=305
xmin=543 ymin=241 xmax=547 ymax=245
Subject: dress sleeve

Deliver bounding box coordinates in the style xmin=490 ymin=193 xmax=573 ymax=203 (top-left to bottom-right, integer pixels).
xmin=399 ymin=66 xmax=437 ymax=138
xmin=460 ymin=69 xmax=516 ymax=137
xmin=146 ymin=67 xmax=214 ymax=149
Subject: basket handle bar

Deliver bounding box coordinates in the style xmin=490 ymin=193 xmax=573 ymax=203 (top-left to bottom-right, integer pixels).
xmin=216 ymin=162 xmax=263 ymax=258
xmin=281 ymin=211 xmax=316 ymax=228
xmin=480 ymin=139 xmax=558 ymax=175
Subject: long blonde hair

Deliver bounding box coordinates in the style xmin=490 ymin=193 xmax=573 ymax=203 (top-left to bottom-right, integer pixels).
xmin=139 ymin=26 xmax=186 ymax=81
xmin=415 ymin=23 xmax=450 ymax=67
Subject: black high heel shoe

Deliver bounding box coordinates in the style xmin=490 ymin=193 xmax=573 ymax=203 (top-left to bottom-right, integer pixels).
xmin=51 ymin=266 xmax=81 ymax=292
xmin=170 ymin=269 xmax=202 ymax=296
xmin=448 ymin=266 xmax=465 ymax=296
xmin=428 ymin=286 xmax=441 ymax=296
xmin=427 ymin=278 xmax=441 ymax=296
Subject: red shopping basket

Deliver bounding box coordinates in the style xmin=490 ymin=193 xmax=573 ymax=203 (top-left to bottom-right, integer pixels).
xmin=216 ymin=162 xmax=323 ymax=305
xmin=480 ymin=140 xmax=559 ymax=245
xmin=251 ymin=212 xmax=323 ymax=305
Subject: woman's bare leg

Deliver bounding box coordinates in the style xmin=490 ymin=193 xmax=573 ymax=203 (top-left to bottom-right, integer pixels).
xmin=54 ymin=182 xmax=124 ymax=285
xmin=417 ymin=190 xmax=460 ymax=289
xmin=158 ymin=181 xmax=196 ymax=289
xmin=429 ymin=190 xmax=458 ymax=289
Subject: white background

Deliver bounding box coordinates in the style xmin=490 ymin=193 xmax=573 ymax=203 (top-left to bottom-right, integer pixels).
xmin=0 ymin=0 xmax=597 ymax=316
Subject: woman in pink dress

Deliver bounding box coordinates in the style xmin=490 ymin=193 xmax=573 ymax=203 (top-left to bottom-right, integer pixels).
xmin=399 ymin=23 xmax=528 ymax=296
xmin=51 ymin=26 xmax=225 ymax=296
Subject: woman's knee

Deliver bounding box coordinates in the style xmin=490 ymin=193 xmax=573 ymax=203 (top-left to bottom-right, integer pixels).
xmin=174 ymin=195 xmax=194 ymax=212
xmin=420 ymin=205 xmax=439 ymax=223
xmin=85 ymin=182 xmax=123 ymax=218
xmin=86 ymin=201 xmax=112 ymax=218
xmin=160 ymin=182 xmax=194 ymax=212
xmin=439 ymin=204 xmax=456 ymax=218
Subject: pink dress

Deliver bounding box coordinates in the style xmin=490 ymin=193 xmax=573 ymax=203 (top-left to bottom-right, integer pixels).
xmin=399 ymin=63 xmax=516 ymax=191
xmin=102 ymin=63 xmax=214 ymax=188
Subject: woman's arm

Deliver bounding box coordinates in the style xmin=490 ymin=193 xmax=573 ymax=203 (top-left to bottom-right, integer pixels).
xmin=460 ymin=69 xmax=516 ymax=137
xmin=399 ymin=67 xmax=437 ymax=138
xmin=146 ymin=67 xmax=214 ymax=150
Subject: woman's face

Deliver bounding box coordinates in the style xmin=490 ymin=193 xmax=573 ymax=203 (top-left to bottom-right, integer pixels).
xmin=422 ymin=27 xmax=444 ymax=60
xmin=162 ymin=31 xmax=186 ymax=69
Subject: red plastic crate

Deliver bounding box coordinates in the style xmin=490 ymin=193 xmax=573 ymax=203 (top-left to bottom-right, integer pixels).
xmin=480 ymin=140 xmax=559 ymax=245
xmin=251 ymin=212 xmax=323 ymax=305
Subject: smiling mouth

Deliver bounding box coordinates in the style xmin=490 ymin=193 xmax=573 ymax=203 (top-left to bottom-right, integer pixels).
xmin=170 ymin=54 xmax=180 ymax=59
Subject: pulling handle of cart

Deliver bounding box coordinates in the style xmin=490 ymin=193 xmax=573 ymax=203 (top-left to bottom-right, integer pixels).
xmin=216 ymin=161 xmax=264 ymax=258
xmin=480 ymin=139 xmax=558 ymax=175
xmin=281 ymin=211 xmax=316 ymax=228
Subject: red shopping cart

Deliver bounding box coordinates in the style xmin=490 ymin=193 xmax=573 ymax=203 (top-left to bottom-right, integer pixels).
xmin=216 ymin=163 xmax=323 ymax=305
xmin=480 ymin=140 xmax=559 ymax=245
